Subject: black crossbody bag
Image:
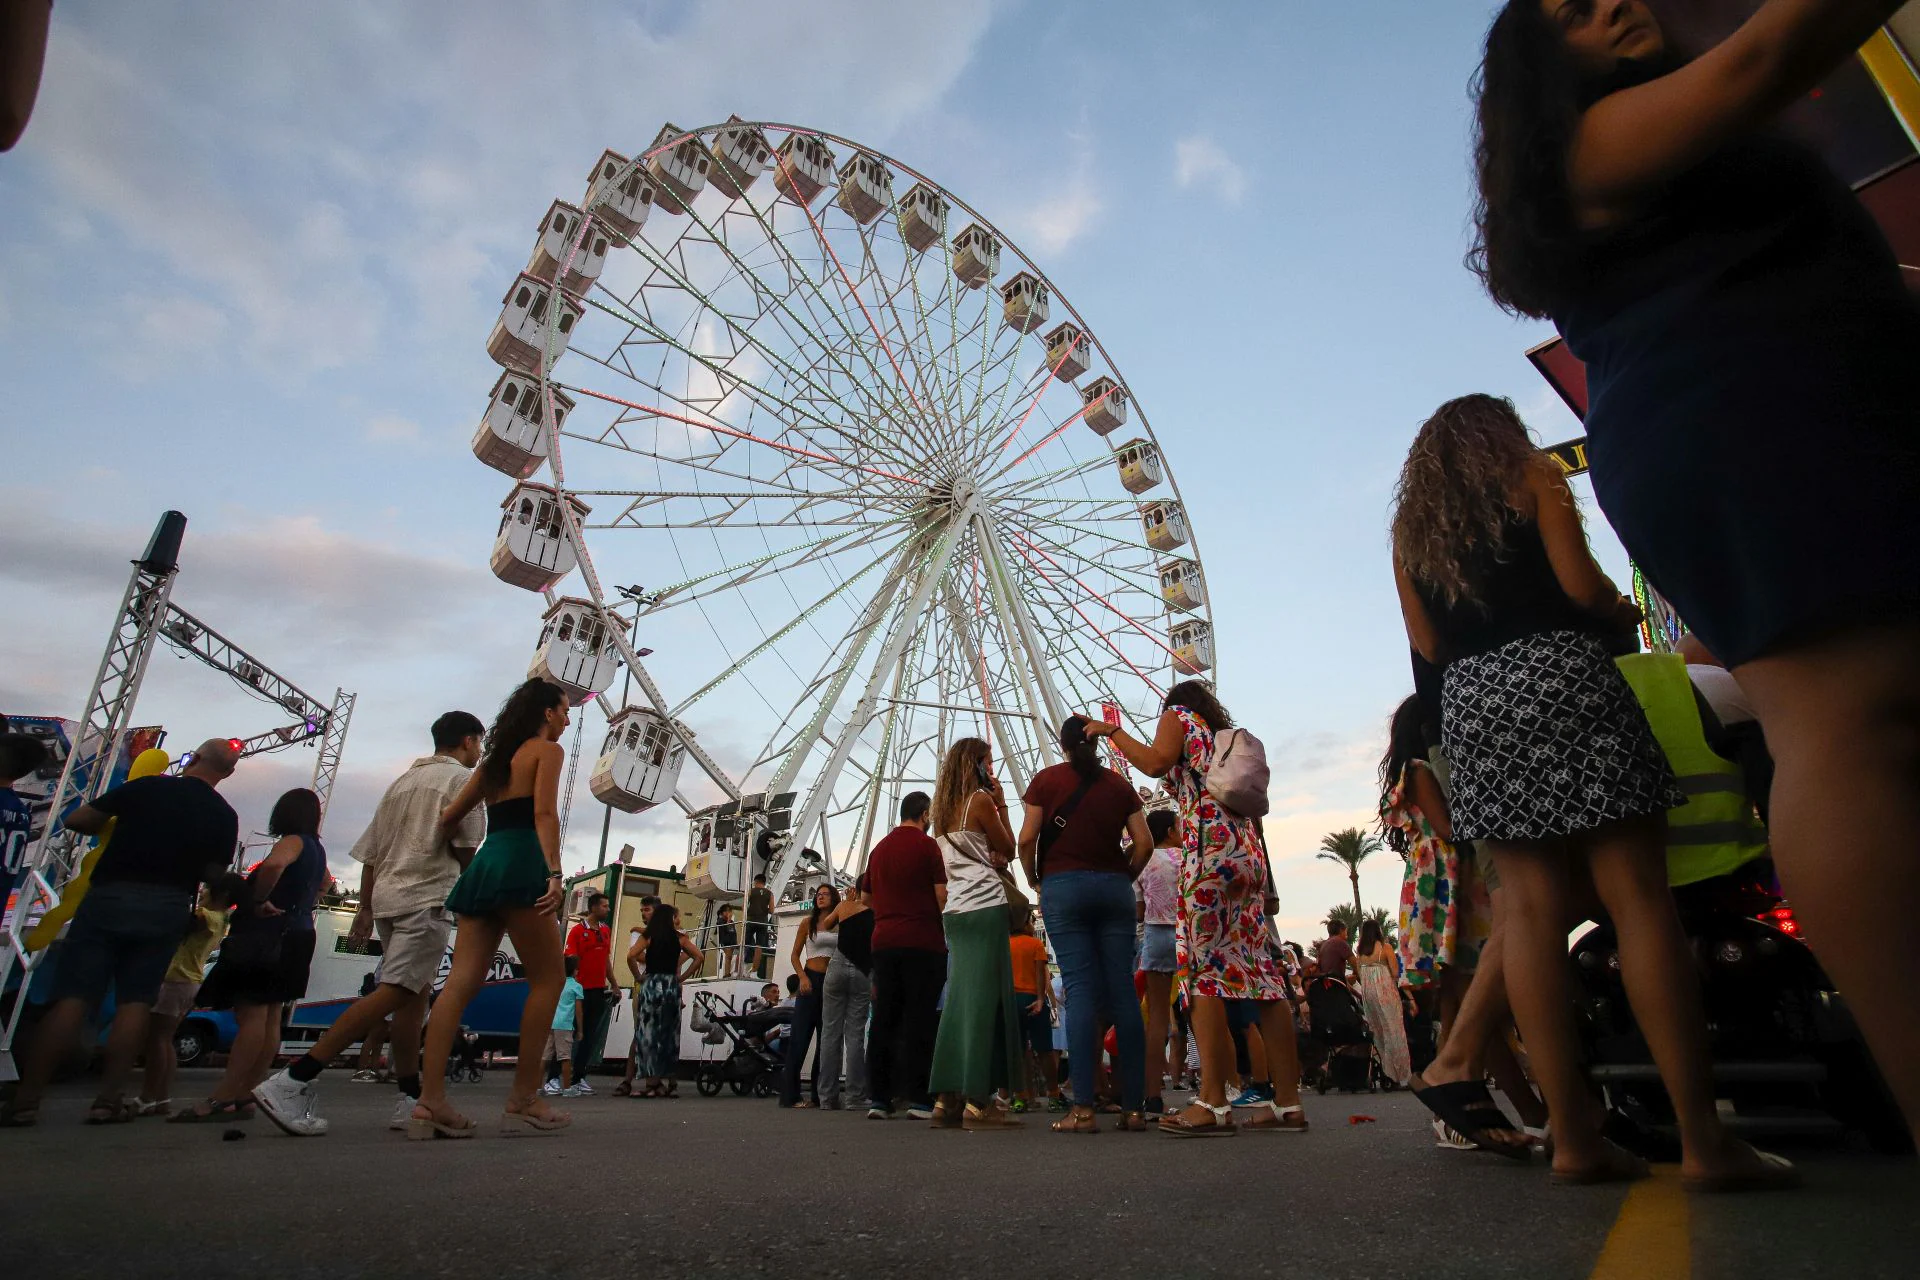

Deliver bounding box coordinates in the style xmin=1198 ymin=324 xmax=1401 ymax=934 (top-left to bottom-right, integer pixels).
xmin=1035 ymin=772 xmax=1100 ymax=882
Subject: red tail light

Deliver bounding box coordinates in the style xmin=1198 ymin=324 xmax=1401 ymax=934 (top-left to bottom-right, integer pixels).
xmin=1760 ymin=905 xmax=1801 ymax=938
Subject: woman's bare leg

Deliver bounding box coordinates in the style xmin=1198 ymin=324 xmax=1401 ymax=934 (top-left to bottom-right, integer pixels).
xmin=1734 ymin=623 xmax=1920 ymax=1146
xmin=249 ymin=1003 xmax=282 ymax=1086
xmin=1143 ymin=972 xmax=1174 ymax=1102
xmin=1187 ymin=994 xmax=1233 ymax=1113
xmin=209 ymin=1005 xmax=269 ymax=1102
xmin=416 ymin=915 xmax=504 ymax=1122
xmin=1485 ymin=838 xmax=1607 ymax=1171
xmin=501 ymin=905 xmax=566 ymax=1112
xmin=1256 ymin=1000 xmax=1302 ymax=1106
xmin=142 ymin=1014 xmax=181 ymax=1104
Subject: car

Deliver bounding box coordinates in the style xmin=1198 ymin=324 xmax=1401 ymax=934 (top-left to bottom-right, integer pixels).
xmin=171 ymin=1008 xmax=239 ymax=1068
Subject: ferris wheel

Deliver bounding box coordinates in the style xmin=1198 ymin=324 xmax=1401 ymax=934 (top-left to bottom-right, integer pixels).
xmin=471 ymin=119 xmax=1216 ymax=897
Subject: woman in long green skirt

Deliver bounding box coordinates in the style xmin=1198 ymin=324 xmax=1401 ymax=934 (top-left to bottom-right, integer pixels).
xmin=926 ymin=738 xmax=1025 ymax=1130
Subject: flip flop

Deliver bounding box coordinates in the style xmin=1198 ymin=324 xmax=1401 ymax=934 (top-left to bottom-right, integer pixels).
xmin=1407 ymin=1077 xmax=1530 ymax=1161
xmin=1682 ymin=1149 xmax=1799 ymax=1194
xmin=1551 ymin=1139 xmax=1650 ymax=1186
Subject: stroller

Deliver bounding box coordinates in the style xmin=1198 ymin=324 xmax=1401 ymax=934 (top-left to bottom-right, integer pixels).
xmin=1304 ymin=976 xmax=1377 ymax=1093
xmin=446 ymin=1025 xmax=484 ymax=1083
xmin=691 ymin=992 xmax=787 ymax=1098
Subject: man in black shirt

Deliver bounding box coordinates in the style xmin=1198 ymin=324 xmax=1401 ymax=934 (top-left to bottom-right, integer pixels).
xmin=4 ymin=739 xmax=239 ymax=1125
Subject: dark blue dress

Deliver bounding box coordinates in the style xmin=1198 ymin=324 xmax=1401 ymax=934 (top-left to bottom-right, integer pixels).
xmin=1552 ymin=134 xmax=1920 ymax=667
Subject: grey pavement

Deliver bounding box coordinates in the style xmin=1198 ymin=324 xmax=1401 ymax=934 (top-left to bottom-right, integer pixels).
xmin=2 ymin=1071 xmax=1916 ymax=1279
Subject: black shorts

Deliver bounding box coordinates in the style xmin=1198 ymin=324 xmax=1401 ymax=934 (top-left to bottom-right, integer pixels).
xmin=1016 ymin=1001 xmax=1052 ymax=1055
xmin=199 ymin=928 xmax=318 ymax=1008
xmin=745 ymin=922 xmax=770 ymax=949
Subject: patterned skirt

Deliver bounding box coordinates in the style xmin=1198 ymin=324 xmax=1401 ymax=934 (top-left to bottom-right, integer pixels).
xmin=633 ymin=973 xmax=681 ymax=1078
xmin=1441 ymin=630 xmax=1684 ymax=843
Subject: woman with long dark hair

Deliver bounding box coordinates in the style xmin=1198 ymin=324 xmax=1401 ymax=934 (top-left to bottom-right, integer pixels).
xmin=780 ymin=882 xmax=840 ymax=1108
xmin=1471 ymin=0 xmax=1920 ymax=1149
xmin=1353 ymin=918 xmax=1411 ymax=1086
xmin=1016 ymin=715 xmax=1154 ymax=1132
xmin=412 ymin=678 xmax=572 ymax=1138
xmin=1393 ymin=393 xmax=1789 ymax=1188
xmin=633 ymin=903 xmax=702 ymax=1097
xmin=925 ymin=737 xmax=1025 ymax=1130
xmin=174 ymin=790 xmax=328 ymax=1129
xmin=1085 ymin=683 xmax=1305 ymax=1137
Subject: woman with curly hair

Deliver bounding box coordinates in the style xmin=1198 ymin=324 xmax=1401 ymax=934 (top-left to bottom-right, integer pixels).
xmin=1470 ymin=0 xmax=1920 ymax=1152
xmin=1392 ymin=392 xmax=1790 ymax=1189
xmin=411 ymin=678 xmax=573 ymax=1138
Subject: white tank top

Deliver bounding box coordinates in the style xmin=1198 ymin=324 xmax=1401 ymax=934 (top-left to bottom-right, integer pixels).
xmin=939 ymin=829 xmax=1009 ymax=915
xmin=804 ymin=923 xmax=838 ymax=963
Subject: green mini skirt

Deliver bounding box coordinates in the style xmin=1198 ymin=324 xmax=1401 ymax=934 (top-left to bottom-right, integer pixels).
xmin=445 ymin=827 xmax=549 ymax=917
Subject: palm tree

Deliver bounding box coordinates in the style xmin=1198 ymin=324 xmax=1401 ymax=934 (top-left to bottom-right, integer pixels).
xmin=1325 ymin=903 xmax=1363 ymax=940
xmin=1317 ymin=826 xmax=1382 ymax=920
xmin=1364 ymin=905 xmax=1399 ymax=948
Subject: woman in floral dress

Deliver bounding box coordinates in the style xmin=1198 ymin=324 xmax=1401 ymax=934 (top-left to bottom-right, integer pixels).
xmin=1380 ymin=695 xmax=1491 ymax=1002
xmin=1085 ymin=681 xmax=1307 ymax=1138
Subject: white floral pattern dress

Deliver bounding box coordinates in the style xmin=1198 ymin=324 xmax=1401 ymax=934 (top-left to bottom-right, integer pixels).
xmin=1167 ymin=707 xmax=1289 ymax=1002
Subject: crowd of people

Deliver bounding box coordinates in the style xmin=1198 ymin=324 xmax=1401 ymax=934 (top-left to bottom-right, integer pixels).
xmin=4 ymin=0 xmax=1918 ymax=1196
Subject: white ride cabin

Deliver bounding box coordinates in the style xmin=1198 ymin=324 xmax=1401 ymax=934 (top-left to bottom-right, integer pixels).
xmin=488 ymin=273 xmax=583 ymax=376
xmin=589 ymin=706 xmax=687 ymax=813
xmin=835 ymin=151 xmax=893 ymax=225
xmin=1141 ymin=499 xmax=1189 ymax=553
xmin=774 ymin=132 xmax=836 ymax=206
xmin=1171 ymin=618 xmax=1214 ymax=675
xmin=952 ymin=223 xmax=1000 ymax=289
xmin=647 ymin=123 xmax=712 ymax=215
xmin=526 ymin=200 xmax=607 ymax=295
xmin=584 ymin=150 xmax=656 ymax=240
xmin=1114 ymin=439 xmax=1163 ymax=495
xmin=896 ymin=182 xmax=948 ymax=252
xmin=710 ymin=117 xmax=773 ymax=199
xmin=1081 ymin=376 xmax=1129 ymax=435
xmin=1001 ymin=272 xmax=1049 ymax=333
xmin=528 ymin=596 xmax=619 ymax=706
xmin=473 ymin=371 xmax=573 ymax=480
xmin=1160 ymin=558 xmax=1206 ymax=613
xmin=491 ymin=482 xmax=589 ymax=591
xmin=1042 ymin=322 xmax=1091 ymax=383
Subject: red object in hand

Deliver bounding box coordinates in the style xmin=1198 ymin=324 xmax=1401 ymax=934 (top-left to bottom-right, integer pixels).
xmin=1348 ymin=1114 xmax=1377 ymax=1124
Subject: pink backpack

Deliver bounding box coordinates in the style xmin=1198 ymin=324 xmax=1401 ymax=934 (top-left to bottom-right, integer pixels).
xmin=1205 ymin=726 xmax=1270 ymax=819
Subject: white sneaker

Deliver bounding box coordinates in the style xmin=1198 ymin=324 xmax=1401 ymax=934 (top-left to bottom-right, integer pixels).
xmin=572 ymin=1080 xmax=594 ymax=1096
xmin=561 ymin=1083 xmax=588 ymax=1098
xmin=389 ymin=1096 xmax=417 ymax=1131
xmin=541 ymin=1081 xmax=563 ymax=1096
xmin=252 ymin=1070 xmax=328 ymax=1137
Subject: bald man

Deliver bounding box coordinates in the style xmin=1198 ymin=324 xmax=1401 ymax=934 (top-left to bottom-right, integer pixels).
xmin=3 ymin=739 xmax=241 ymax=1125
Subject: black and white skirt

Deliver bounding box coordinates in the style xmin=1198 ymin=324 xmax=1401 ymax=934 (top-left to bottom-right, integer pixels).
xmin=1440 ymin=630 xmax=1683 ymax=843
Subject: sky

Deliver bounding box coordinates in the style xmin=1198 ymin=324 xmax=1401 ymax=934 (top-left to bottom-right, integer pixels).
xmin=0 ymin=0 xmax=1616 ymax=940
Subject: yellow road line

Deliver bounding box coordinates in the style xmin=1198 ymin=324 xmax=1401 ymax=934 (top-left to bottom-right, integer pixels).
xmin=1589 ymin=1169 xmax=1689 ymax=1280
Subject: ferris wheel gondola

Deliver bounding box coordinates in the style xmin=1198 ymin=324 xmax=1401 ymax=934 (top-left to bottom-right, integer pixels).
xmin=468 ymin=120 xmax=1218 ymax=899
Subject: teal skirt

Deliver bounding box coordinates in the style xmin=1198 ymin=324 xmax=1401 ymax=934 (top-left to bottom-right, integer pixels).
xmin=445 ymin=827 xmax=548 ymax=917
xmin=928 ymin=905 xmax=1024 ymax=1100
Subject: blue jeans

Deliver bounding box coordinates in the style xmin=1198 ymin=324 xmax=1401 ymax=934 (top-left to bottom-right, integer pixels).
xmin=1041 ymin=871 xmax=1145 ymax=1110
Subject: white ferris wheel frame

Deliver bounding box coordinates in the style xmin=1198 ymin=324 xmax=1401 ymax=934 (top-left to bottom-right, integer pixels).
xmin=512 ymin=120 xmax=1217 ymax=899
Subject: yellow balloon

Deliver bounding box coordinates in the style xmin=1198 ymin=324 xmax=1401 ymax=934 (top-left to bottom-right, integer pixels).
xmin=128 ymin=748 xmax=170 ymax=780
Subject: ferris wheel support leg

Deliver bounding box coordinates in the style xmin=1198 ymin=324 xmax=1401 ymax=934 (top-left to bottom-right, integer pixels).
xmin=941 ymin=584 xmax=1032 ymax=800
xmin=768 ymin=510 xmax=973 ymax=903
xmin=973 ymin=509 xmax=1068 ymax=738
xmin=0 ymin=511 xmax=185 ymax=1080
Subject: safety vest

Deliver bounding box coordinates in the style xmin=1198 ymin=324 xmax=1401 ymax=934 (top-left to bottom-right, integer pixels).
xmin=1615 ymin=653 xmax=1770 ymax=887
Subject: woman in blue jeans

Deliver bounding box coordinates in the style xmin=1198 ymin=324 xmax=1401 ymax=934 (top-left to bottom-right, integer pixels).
xmin=1019 ymin=716 xmax=1155 ymax=1134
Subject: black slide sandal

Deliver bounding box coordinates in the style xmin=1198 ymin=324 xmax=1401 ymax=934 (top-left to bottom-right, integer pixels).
xmin=1408 ymin=1079 xmax=1531 ymax=1161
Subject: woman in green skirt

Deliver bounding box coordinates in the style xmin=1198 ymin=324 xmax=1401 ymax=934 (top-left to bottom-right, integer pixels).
xmin=411 ymin=678 xmax=572 ymax=1139
xmin=926 ymin=737 xmax=1025 ymax=1131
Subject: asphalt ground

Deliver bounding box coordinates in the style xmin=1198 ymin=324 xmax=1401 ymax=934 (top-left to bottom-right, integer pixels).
xmin=2 ymin=1071 xmax=1916 ymax=1279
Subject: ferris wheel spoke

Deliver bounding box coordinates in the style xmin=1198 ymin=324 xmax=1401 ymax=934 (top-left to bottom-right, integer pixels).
xmin=668 ymin=534 xmax=908 ymax=717
xmin=1006 ymin=526 xmax=1185 ymax=673
xmin=984 ymin=381 xmax=1123 ymax=485
xmin=852 ymin=224 xmax=960 ymax=444
xmin=631 ymin=521 xmax=903 ymax=611
xmin=990 ymin=452 xmax=1109 ymax=500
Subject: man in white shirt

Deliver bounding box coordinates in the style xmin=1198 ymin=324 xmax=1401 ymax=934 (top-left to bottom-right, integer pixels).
xmin=252 ymin=712 xmax=487 ymax=1137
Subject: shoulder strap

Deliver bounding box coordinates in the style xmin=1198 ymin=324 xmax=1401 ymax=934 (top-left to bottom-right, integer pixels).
xmin=1036 ymin=771 xmax=1101 ymax=875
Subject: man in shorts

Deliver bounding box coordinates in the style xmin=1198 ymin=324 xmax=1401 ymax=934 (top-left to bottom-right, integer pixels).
xmin=4 ymin=739 xmax=240 ymax=1126
xmin=252 ymin=712 xmax=486 ymax=1136
xmin=744 ymin=873 xmax=773 ymax=979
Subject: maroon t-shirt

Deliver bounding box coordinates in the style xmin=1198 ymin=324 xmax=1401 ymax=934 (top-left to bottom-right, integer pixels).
xmin=1022 ymin=764 xmax=1143 ymax=879
xmin=866 ymin=825 xmax=948 ymax=953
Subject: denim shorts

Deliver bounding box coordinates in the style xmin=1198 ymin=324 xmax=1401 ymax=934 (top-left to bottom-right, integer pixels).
xmin=48 ymin=881 xmax=193 ymax=1008
xmin=1137 ymin=922 xmax=1178 ymax=974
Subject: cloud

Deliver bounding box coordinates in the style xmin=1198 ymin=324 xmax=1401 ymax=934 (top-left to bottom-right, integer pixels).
xmin=364 ymin=414 xmax=424 ymax=445
xmin=1009 ymin=120 xmax=1103 ymax=256
xmin=1173 ymin=134 xmax=1248 ymax=204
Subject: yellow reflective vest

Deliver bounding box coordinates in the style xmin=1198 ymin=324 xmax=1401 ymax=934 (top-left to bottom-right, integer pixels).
xmin=1615 ymin=653 xmax=1770 ymax=887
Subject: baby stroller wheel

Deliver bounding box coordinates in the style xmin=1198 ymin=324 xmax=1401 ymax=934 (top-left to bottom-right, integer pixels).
xmin=752 ymin=1071 xmax=777 ymax=1098
xmin=466 ymin=1066 xmax=483 ymax=1084
xmin=1316 ymin=1079 xmax=1329 ymax=1095
xmin=696 ymin=1070 xmax=723 ymax=1098
xmin=730 ymin=1080 xmax=750 ymax=1096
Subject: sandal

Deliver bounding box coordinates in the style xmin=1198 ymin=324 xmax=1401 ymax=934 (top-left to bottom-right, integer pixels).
xmin=405 ymin=1102 xmax=477 ymax=1141
xmin=612 ymin=1081 xmax=633 ymax=1097
xmin=0 ymin=1100 xmax=40 ymax=1128
xmin=1551 ymin=1139 xmax=1650 ymax=1186
xmin=500 ymin=1100 xmax=571 ymax=1136
xmin=1050 ymin=1108 xmax=1099 ymax=1135
xmin=927 ymin=1099 xmax=964 ymax=1130
xmin=963 ymin=1102 xmax=1024 ymax=1131
xmin=167 ymin=1098 xmax=255 ymax=1124
xmin=1682 ymin=1147 xmax=1799 ymax=1194
xmin=134 ymin=1098 xmax=174 ymax=1119
xmin=1117 ymin=1110 xmax=1150 ymax=1133
xmin=1407 ymin=1076 xmax=1530 ymax=1161
xmin=1244 ymin=1100 xmax=1309 ymax=1134
xmin=1159 ymin=1100 xmax=1236 ymax=1138
xmin=84 ymin=1096 xmax=138 ymax=1125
